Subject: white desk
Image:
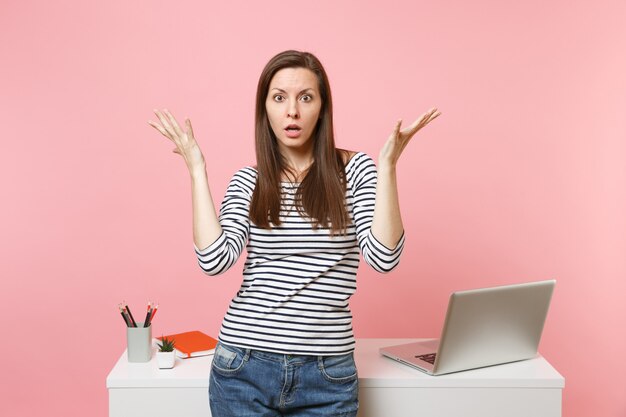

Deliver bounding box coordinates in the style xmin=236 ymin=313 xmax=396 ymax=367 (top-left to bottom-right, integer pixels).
xmin=107 ymin=338 xmax=564 ymax=417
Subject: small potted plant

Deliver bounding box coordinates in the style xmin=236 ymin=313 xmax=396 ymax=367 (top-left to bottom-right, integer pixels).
xmin=156 ymin=336 xmax=176 ymax=369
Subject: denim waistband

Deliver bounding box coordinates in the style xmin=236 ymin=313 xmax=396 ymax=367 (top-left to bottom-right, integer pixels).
xmin=219 ymin=342 xmax=350 ymax=364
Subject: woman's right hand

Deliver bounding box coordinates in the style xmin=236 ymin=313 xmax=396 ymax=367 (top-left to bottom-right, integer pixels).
xmin=148 ymin=109 xmax=206 ymax=173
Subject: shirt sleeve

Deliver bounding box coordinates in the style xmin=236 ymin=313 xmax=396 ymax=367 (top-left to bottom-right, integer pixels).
xmin=193 ymin=168 xmax=254 ymax=276
xmin=351 ymin=153 xmax=406 ymax=273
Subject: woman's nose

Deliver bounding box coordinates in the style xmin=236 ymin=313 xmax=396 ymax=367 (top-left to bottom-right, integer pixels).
xmin=287 ymin=101 xmax=299 ymax=118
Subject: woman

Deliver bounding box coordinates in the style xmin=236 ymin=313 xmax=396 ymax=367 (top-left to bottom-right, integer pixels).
xmin=149 ymin=50 xmax=440 ymax=417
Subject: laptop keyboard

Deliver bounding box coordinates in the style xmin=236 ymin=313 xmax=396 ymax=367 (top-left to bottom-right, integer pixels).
xmin=415 ymin=353 xmax=437 ymax=364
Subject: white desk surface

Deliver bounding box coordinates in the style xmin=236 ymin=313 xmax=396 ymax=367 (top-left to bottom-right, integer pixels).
xmin=106 ymin=338 xmax=564 ymax=390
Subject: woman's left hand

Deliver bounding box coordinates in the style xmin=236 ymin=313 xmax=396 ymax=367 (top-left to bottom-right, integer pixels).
xmin=379 ymin=107 xmax=441 ymax=169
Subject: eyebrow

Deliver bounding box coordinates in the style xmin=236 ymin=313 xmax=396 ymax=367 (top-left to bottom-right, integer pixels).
xmin=270 ymin=88 xmax=315 ymax=94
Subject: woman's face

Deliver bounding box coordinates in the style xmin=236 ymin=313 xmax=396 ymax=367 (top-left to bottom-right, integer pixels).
xmin=265 ymin=67 xmax=322 ymax=154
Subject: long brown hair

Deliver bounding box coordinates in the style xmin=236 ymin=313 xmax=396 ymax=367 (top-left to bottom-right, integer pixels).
xmin=250 ymin=50 xmax=349 ymax=235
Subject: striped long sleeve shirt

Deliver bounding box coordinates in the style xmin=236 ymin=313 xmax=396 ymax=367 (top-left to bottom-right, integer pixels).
xmin=194 ymin=152 xmax=405 ymax=355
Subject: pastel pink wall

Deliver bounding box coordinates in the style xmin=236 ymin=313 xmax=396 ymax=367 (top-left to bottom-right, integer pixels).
xmin=1 ymin=0 xmax=624 ymax=415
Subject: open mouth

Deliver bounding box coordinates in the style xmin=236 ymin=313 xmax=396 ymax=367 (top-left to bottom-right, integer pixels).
xmin=284 ymin=124 xmax=303 ymax=138
xmin=285 ymin=124 xmax=302 ymax=132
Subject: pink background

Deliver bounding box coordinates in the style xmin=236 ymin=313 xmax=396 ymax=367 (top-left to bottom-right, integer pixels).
xmin=1 ymin=0 xmax=624 ymax=415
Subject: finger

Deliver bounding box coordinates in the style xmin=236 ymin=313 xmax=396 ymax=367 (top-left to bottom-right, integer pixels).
xmin=153 ymin=109 xmax=175 ymax=137
xmin=406 ymin=117 xmax=425 ymax=135
xmin=163 ymin=109 xmax=186 ymax=139
xmin=407 ymin=108 xmax=439 ymax=135
xmin=185 ymin=118 xmax=195 ymax=140
xmin=407 ymin=109 xmax=431 ymax=130
xmin=153 ymin=109 xmax=177 ymax=138
xmin=425 ymin=108 xmax=440 ymax=120
xmin=148 ymin=120 xmax=172 ymax=139
xmin=423 ymin=111 xmax=441 ymax=127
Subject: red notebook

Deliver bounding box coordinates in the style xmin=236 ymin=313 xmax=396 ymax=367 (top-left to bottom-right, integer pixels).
xmin=156 ymin=330 xmax=218 ymax=358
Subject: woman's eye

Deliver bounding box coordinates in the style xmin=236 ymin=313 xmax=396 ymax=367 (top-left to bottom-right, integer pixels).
xmin=273 ymin=94 xmax=312 ymax=102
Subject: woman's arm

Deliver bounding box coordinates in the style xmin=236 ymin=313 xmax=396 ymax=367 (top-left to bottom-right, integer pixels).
xmin=190 ymin=164 xmax=223 ymax=251
xmin=371 ymin=109 xmax=441 ymax=248
xmin=351 ymin=154 xmax=405 ymax=273
xmin=193 ymin=168 xmax=252 ymax=275
xmin=370 ymin=163 xmax=404 ymax=249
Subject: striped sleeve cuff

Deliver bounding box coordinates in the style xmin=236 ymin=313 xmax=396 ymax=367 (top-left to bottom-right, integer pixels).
xmin=194 ymin=231 xmax=231 ymax=275
xmin=370 ymin=230 xmax=405 ymax=253
xmin=364 ymin=230 xmax=406 ymax=273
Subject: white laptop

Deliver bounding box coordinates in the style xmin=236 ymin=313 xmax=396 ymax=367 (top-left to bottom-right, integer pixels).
xmin=379 ymin=279 xmax=556 ymax=376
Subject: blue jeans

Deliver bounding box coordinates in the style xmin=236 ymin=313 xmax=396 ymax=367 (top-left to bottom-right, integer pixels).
xmin=209 ymin=342 xmax=359 ymax=417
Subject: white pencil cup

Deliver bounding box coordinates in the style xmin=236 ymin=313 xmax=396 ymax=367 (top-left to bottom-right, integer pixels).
xmin=127 ymin=322 xmax=152 ymax=362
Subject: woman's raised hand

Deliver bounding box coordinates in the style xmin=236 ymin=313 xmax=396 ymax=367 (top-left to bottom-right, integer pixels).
xmin=148 ymin=109 xmax=206 ymax=172
xmin=379 ymin=107 xmax=441 ymax=169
